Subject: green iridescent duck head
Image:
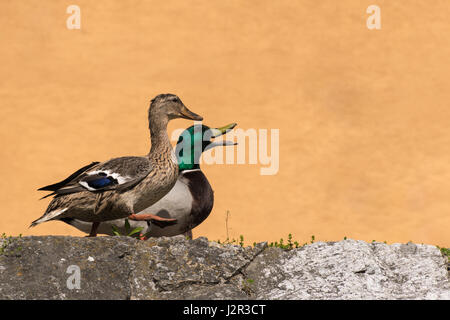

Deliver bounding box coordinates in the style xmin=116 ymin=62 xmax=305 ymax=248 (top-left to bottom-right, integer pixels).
xmin=175 ymin=123 xmax=237 ymax=171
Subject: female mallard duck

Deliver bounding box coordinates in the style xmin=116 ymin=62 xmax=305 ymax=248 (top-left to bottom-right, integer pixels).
xmin=52 ymin=123 xmax=237 ymax=239
xmin=31 ymin=94 xmax=203 ymax=237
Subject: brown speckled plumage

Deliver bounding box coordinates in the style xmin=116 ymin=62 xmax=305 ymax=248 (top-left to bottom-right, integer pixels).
xmin=32 ymin=94 xmax=202 ymax=231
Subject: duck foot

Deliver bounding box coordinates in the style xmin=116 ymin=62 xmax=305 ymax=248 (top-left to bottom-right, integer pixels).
xmin=138 ymin=233 xmax=147 ymax=241
xmin=86 ymin=222 xmax=100 ymax=237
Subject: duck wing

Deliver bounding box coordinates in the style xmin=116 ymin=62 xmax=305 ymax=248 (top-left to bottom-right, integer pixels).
xmin=38 ymin=161 xmax=100 ymax=192
xmin=41 ymin=157 xmax=152 ymax=198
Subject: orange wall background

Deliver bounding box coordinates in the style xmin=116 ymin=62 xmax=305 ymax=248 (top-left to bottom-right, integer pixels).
xmin=1 ymin=1 xmax=449 ymax=246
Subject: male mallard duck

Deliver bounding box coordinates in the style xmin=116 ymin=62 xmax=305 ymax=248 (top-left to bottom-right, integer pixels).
xmin=54 ymin=123 xmax=237 ymax=239
xmin=32 ymin=94 xmax=203 ymax=237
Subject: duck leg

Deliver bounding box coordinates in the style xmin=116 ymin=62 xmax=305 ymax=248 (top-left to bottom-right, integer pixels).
xmin=128 ymin=213 xmax=177 ymax=223
xmin=87 ymin=222 xmax=100 ymax=237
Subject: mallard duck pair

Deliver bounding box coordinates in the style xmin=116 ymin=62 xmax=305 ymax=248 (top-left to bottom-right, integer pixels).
xmin=31 ymin=94 xmax=236 ymax=238
xmin=55 ymin=123 xmax=237 ymax=239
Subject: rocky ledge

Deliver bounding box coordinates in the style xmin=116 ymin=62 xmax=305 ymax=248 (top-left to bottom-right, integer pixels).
xmin=0 ymin=236 xmax=448 ymax=299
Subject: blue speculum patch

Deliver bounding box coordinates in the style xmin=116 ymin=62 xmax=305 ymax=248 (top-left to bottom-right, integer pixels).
xmin=88 ymin=177 xmax=115 ymax=189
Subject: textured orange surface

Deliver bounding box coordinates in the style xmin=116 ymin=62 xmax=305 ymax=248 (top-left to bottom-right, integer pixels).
xmin=1 ymin=1 xmax=449 ymax=246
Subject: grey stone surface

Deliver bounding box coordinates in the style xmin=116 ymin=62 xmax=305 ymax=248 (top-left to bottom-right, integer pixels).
xmin=0 ymin=236 xmax=136 ymax=299
xmin=244 ymin=240 xmax=450 ymax=300
xmin=0 ymin=236 xmax=448 ymax=300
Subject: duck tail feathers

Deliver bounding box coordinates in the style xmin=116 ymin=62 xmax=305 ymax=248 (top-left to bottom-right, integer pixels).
xmin=37 ymin=162 xmax=100 ymax=192
xmin=29 ymin=208 xmax=68 ymax=228
xmin=39 ymin=192 xmax=56 ymax=200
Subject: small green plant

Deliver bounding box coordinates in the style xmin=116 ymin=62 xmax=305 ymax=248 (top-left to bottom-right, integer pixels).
xmin=242 ymin=278 xmax=255 ymax=296
xmin=216 ymin=211 xmax=246 ymax=247
xmin=437 ymin=246 xmax=450 ymax=259
xmin=268 ymin=234 xmax=303 ymax=250
xmin=239 ymin=235 xmax=244 ymax=247
xmin=0 ymin=233 xmax=22 ymax=256
xmin=111 ymin=219 xmax=144 ymax=238
xmin=287 ymin=233 xmax=297 ymax=248
xmin=218 ymin=235 xmax=246 ymax=247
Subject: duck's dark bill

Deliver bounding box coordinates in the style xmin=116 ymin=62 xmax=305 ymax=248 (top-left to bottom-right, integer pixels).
xmin=180 ymin=107 xmax=203 ymax=121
